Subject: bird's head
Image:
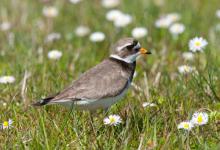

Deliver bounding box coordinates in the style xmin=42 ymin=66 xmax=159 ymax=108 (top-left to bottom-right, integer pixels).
xmin=110 ymin=38 xmax=151 ymax=63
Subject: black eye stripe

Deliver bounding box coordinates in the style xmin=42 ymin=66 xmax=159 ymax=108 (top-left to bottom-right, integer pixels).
xmin=126 ymin=44 xmax=134 ymax=49
xmin=123 ymin=40 xmax=139 ymax=50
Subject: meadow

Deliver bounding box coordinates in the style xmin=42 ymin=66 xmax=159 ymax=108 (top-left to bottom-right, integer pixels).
xmin=0 ymin=0 xmax=220 ymax=149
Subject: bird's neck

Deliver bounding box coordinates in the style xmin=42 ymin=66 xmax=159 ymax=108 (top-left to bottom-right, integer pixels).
xmin=109 ymin=57 xmax=136 ymax=81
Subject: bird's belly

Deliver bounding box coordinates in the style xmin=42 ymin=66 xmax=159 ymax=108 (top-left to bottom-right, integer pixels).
xmin=72 ymin=85 xmax=130 ymax=111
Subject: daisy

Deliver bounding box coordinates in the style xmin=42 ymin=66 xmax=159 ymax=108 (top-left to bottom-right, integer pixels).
xmin=106 ymin=9 xmax=123 ymax=21
xmin=42 ymin=6 xmax=58 ymax=18
xmin=216 ymin=9 xmax=220 ymax=18
xmin=155 ymin=13 xmax=180 ymax=28
xmin=182 ymin=52 xmax=194 ymax=61
xmin=106 ymin=10 xmax=132 ymax=28
xmin=0 ymin=76 xmax=15 ymax=84
xmin=48 ymin=50 xmax=62 ymax=60
xmin=89 ymin=32 xmax=105 ymax=42
xmin=142 ymin=102 xmax=156 ymax=108
xmin=45 ymin=32 xmax=61 ymax=43
xmin=0 ymin=21 xmax=11 ymax=31
xmin=166 ymin=13 xmax=181 ymax=23
xmin=75 ymin=26 xmax=90 ymax=37
xmin=169 ymin=23 xmax=185 ymax=35
xmin=178 ymin=121 xmax=194 ymax=131
xmin=104 ymin=114 xmax=122 ymax=126
xmin=113 ymin=13 xmax=132 ymax=28
xmin=155 ymin=16 xmax=173 ymax=28
xmin=178 ymin=65 xmax=196 ymax=74
xmin=131 ymin=27 xmax=148 ymax=39
xmin=101 ymin=0 xmax=120 ymax=8
xmin=189 ymin=37 xmax=208 ymax=52
xmin=191 ymin=112 xmax=208 ymax=126
xmin=1 ymin=119 xmax=13 ymax=129
xmin=69 ymin=0 xmax=82 ymax=4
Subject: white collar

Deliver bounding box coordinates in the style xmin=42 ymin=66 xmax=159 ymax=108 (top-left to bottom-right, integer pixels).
xmin=110 ymin=53 xmax=139 ymax=64
xmin=110 ymin=54 xmax=132 ymax=63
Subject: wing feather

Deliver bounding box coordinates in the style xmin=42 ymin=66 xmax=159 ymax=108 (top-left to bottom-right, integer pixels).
xmin=51 ymin=59 xmax=133 ymax=102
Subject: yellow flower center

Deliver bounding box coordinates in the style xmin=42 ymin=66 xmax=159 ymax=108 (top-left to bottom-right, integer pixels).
xmin=197 ymin=115 xmax=203 ymax=123
xmin=183 ymin=123 xmax=189 ymax=129
xmin=48 ymin=10 xmax=53 ymax=15
xmin=195 ymin=41 xmax=201 ymax=47
xmin=183 ymin=66 xmax=190 ymax=72
xmin=3 ymin=121 xmax=9 ymax=127
xmin=109 ymin=117 xmax=116 ymax=123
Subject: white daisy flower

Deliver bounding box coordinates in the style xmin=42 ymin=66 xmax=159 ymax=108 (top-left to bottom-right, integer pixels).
xmin=131 ymin=27 xmax=148 ymax=39
xmin=42 ymin=6 xmax=58 ymax=18
xmin=106 ymin=9 xmax=123 ymax=21
xmin=155 ymin=13 xmax=180 ymax=28
xmin=45 ymin=32 xmax=61 ymax=43
xmin=216 ymin=9 xmax=220 ymax=18
xmin=142 ymin=102 xmax=157 ymax=108
xmin=48 ymin=50 xmax=62 ymax=60
xmin=75 ymin=26 xmax=90 ymax=37
xmin=1 ymin=119 xmax=13 ymax=129
xmin=155 ymin=16 xmax=173 ymax=28
xmin=104 ymin=114 xmax=122 ymax=126
xmin=89 ymin=32 xmax=105 ymax=42
xmin=189 ymin=37 xmax=208 ymax=52
xmin=0 ymin=76 xmax=15 ymax=84
xmin=101 ymin=0 xmax=120 ymax=8
xmin=166 ymin=13 xmax=181 ymax=23
xmin=114 ymin=13 xmax=132 ymax=28
xmin=182 ymin=52 xmax=194 ymax=61
xmin=169 ymin=23 xmax=185 ymax=35
xmin=0 ymin=21 xmax=11 ymax=31
xmin=3 ymin=103 xmax=7 ymax=107
xmin=178 ymin=121 xmax=194 ymax=131
xmin=178 ymin=65 xmax=196 ymax=74
xmin=70 ymin=0 xmax=82 ymax=4
xmin=191 ymin=112 xmax=208 ymax=126
xmin=106 ymin=10 xmax=132 ymax=28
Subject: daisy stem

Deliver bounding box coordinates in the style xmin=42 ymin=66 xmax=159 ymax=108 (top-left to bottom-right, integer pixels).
xmin=186 ymin=132 xmax=190 ymax=150
xmin=195 ymin=53 xmax=200 ymax=70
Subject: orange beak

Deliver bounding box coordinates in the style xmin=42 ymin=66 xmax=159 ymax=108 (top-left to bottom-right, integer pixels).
xmin=140 ymin=48 xmax=151 ymax=54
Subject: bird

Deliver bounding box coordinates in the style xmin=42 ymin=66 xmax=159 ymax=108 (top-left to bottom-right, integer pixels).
xmin=33 ymin=37 xmax=151 ymax=111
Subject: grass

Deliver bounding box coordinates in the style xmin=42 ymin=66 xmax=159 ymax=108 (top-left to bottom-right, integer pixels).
xmin=0 ymin=0 xmax=220 ymax=149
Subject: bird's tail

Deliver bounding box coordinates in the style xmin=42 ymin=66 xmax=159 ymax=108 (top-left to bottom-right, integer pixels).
xmin=32 ymin=96 xmax=54 ymax=106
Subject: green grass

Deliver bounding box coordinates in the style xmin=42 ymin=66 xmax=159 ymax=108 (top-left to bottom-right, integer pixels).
xmin=0 ymin=0 xmax=220 ymax=149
